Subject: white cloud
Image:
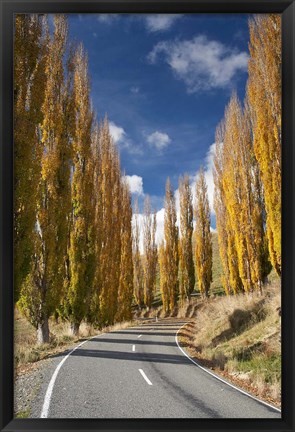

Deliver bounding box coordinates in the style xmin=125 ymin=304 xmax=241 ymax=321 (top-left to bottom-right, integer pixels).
xmin=133 ymin=144 xmax=217 ymax=251
xmin=145 ymin=14 xmax=182 ymax=32
xmin=147 ymin=35 xmax=248 ymax=92
xmin=109 ymin=121 xmax=142 ymax=155
xmin=96 ymin=14 xmax=119 ymax=24
xmin=132 ymin=213 xmax=144 ymax=253
xmin=190 ymin=143 xmax=216 ymax=215
xmin=135 ymin=196 xmax=216 ymax=253
xmin=147 ymin=131 xmax=171 ymax=150
xmin=124 ymin=175 xmax=144 ymax=196
xmin=132 ymin=207 xmax=165 ymax=253
xmin=109 ymin=121 xmax=126 ymax=144
xmin=155 ymin=208 xmax=165 ymax=245
xmin=152 ymin=203 xmax=180 ymax=246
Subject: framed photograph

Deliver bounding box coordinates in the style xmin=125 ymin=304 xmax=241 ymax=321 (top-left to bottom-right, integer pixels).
xmin=1 ymin=1 xmax=294 ymax=431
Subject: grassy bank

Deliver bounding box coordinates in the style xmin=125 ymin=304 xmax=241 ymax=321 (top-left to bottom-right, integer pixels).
xmin=177 ymin=281 xmax=281 ymax=407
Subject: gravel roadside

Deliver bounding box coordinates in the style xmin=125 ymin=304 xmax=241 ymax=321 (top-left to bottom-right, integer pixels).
xmin=15 ymin=350 xmax=69 ymax=418
xmin=14 ymin=319 xmax=153 ymax=418
xmin=14 ymin=323 xmax=182 ymax=418
xmin=15 ymin=358 xmax=51 ymax=417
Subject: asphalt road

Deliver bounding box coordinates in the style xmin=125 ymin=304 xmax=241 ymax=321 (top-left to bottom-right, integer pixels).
xmin=36 ymin=319 xmax=281 ymax=418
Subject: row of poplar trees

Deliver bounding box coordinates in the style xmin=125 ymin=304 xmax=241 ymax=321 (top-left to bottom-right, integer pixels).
xmin=133 ymin=170 xmax=212 ymax=315
xmin=213 ymin=14 xmax=281 ymax=294
xmin=157 ymin=172 xmax=212 ymax=313
xmin=14 ymin=15 xmax=135 ymax=344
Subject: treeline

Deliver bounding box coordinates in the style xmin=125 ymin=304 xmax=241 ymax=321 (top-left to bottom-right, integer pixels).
xmin=156 ymin=170 xmax=212 ymax=314
xmin=133 ymin=169 xmax=212 ymax=315
xmin=14 ymin=15 xmax=134 ymax=343
xmin=146 ymin=14 xmax=281 ymax=311
xmin=214 ymin=14 xmax=281 ymax=294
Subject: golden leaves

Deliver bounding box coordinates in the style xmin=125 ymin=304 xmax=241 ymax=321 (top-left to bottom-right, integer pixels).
xmin=179 ymin=174 xmax=195 ymax=303
xmin=248 ymin=14 xmax=281 ymax=276
xmin=213 ymin=14 xmax=280 ymax=294
xmin=160 ymin=178 xmax=179 ymax=312
xmin=194 ymin=168 xmax=212 ymax=298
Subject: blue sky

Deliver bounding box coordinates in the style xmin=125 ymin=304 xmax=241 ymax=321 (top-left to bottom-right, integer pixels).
xmin=67 ymin=13 xmax=251 ymax=232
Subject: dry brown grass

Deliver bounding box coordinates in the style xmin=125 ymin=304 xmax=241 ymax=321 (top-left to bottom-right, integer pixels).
xmin=177 ymin=299 xmax=193 ymax=318
xmin=134 ymin=297 xmax=201 ymax=320
xmin=14 ymin=309 xmax=140 ymax=373
xmin=100 ymin=320 xmax=135 ymax=333
xmin=179 ymin=281 xmax=281 ymax=406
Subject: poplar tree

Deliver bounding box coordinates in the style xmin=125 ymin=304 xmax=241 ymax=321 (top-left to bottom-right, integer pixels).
xmin=194 ymin=168 xmax=212 ymax=298
xmin=248 ymin=14 xmax=281 ymax=276
xmin=14 ymin=14 xmax=47 ymax=302
xmin=213 ymin=123 xmax=242 ymax=295
xmin=158 ymin=241 xmax=169 ymax=313
xmin=19 ymin=16 xmax=71 ymax=343
xmin=163 ymin=178 xmax=179 ymax=311
xmin=98 ymin=119 xmax=122 ymax=326
xmin=133 ymin=199 xmax=144 ymax=307
xmin=221 ymin=94 xmax=254 ymax=293
xmin=179 ymin=175 xmax=195 ymax=303
xmin=143 ymin=196 xmax=157 ymax=308
xmin=67 ymin=44 xmax=96 ymax=336
xmin=221 ymin=93 xmax=271 ymax=293
xmin=115 ymin=179 xmax=134 ymax=322
xmin=86 ymin=121 xmax=102 ymax=324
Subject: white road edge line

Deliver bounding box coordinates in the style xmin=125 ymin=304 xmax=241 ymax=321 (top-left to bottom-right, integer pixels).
xmin=139 ymin=369 xmax=153 ymax=385
xmin=40 ymin=333 xmax=105 ymax=418
xmin=175 ymin=323 xmax=281 ymax=414
xmin=137 ymin=334 xmax=142 ymax=339
xmin=132 ymin=344 xmax=136 ymax=352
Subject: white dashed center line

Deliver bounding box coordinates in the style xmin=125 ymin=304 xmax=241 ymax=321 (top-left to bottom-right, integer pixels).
xmin=139 ymin=369 xmax=153 ymax=386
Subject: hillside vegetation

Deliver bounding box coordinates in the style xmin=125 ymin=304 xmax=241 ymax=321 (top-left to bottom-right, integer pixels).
xmin=177 ymin=281 xmax=281 ymax=407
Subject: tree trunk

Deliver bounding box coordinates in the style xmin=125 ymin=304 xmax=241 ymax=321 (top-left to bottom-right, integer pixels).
xmin=37 ymin=316 xmax=50 ymax=345
xmin=70 ymin=321 xmax=80 ymax=337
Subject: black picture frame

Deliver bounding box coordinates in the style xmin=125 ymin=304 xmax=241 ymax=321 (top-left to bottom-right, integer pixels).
xmin=0 ymin=1 xmax=294 ymax=431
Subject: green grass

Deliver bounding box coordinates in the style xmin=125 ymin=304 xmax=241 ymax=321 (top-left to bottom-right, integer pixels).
xmin=151 ymin=288 xmax=162 ymax=308
xmin=187 ymin=282 xmax=281 ymax=403
xmin=149 ymin=231 xmax=225 ymax=310
xmin=229 ymin=352 xmax=281 ymax=384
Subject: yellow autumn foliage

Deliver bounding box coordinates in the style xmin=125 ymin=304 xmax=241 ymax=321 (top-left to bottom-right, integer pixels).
xmin=194 ymin=168 xmax=212 ymax=298
xmin=179 ymin=174 xmax=195 ymax=303
xmin=248 ymin=14 xmax=281 ymax=276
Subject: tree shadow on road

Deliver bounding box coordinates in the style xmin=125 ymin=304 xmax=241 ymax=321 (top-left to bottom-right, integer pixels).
xmin=85 ymin=337 xmax=177 ymax=347
xmin=67 ymin=348 xmax=194 ymax=365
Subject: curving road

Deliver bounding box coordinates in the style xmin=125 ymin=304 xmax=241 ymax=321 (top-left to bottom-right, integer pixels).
xmin=34 ymin=319 xmax=281 ymax=419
